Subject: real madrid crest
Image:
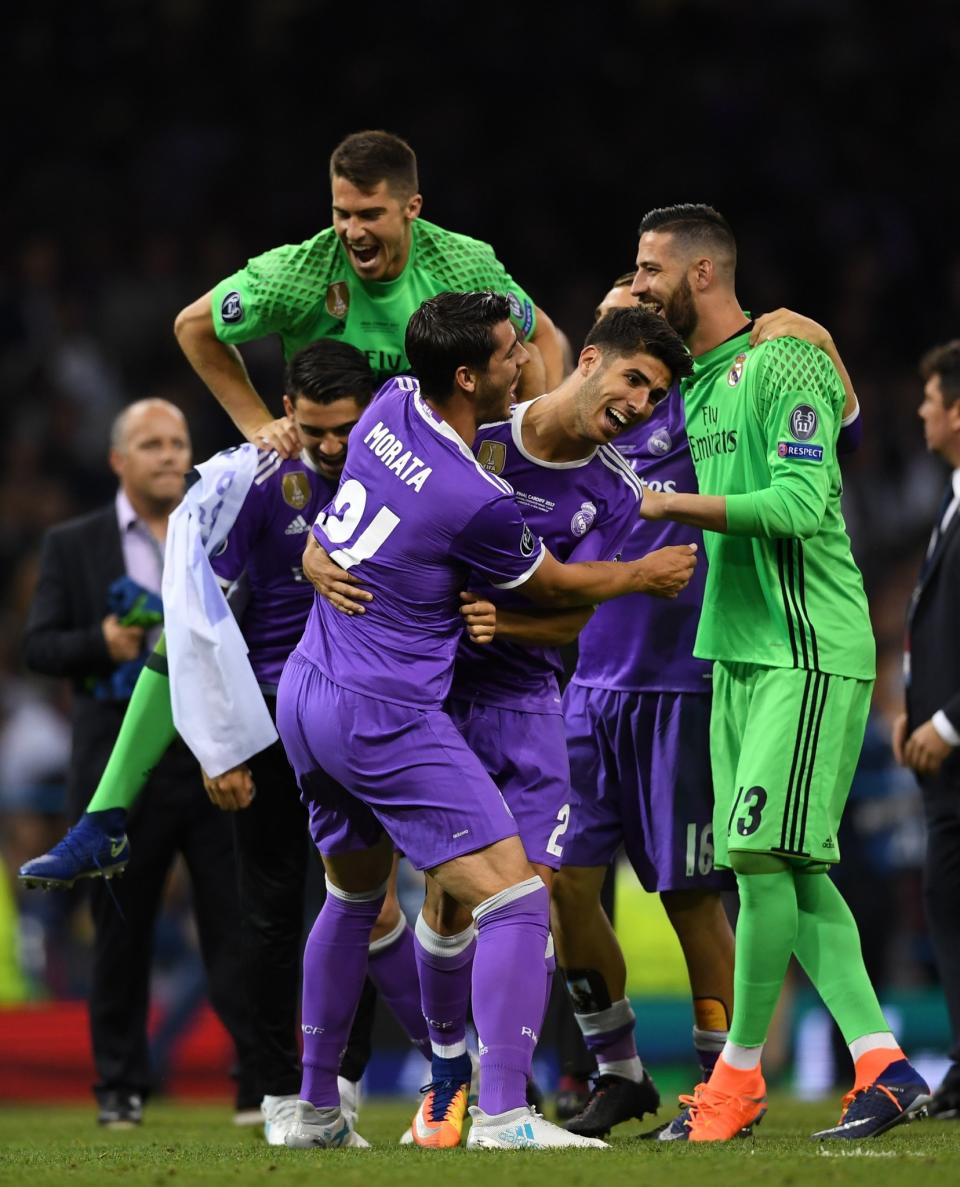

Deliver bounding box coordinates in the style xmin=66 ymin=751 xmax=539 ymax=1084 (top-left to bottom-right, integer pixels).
xmin=476 ymin=439 xmax=507 ymax=475
xmin=727 ymin=353 xmax=747 ymax=386
xmin=282 ymin=471 xmax=311 ymax=509
xmin=570 ymin=501 xmax=598 ymax=538
xmin=326 ymin=282 xmax=350 ymax=320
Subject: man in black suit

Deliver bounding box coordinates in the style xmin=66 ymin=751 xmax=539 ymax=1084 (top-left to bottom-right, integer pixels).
xmin=894 ymin=340 xmax=960 ymax=1118
xmin=22 ymin=398 xmax=256 ymax=1127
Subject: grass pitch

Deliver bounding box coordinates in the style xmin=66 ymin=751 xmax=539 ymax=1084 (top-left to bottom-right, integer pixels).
xmin=1 ymin=1096 xmax=958 ymax=1186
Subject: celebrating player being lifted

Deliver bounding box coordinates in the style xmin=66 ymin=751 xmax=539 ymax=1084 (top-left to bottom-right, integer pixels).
xmin=309 ymin=303 xmax=698 ymax=1147
xmin=174 ymin=130 xmax=563 ymax=457
xmin=631 ymin=203 xmax=929 ymax=1142
xmin=280 ymin=291 xmax=696 ymax=1151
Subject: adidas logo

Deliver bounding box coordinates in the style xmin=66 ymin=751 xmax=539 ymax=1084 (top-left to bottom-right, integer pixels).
xmin=285 ymin=516 xmax=310 ymax=535
xmin=495 ymin=1121 xmax=538 ymax=1146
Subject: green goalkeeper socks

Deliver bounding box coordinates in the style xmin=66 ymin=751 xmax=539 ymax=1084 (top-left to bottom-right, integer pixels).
xmin=85 ymin=634 xmax=177 ymax=813
xmin=728 ymin=863 xmax=799 ymax=1048
xmin=794 ymin=871 xmax=889 ymax=1043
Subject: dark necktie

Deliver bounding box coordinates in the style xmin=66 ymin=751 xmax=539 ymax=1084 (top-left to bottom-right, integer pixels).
xmin=920 ymin=482 xmax=956 ymax=581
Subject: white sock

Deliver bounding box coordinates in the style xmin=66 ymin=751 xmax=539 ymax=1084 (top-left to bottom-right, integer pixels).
xmin=597 ymin=1056 xmax=644 ymax=1081
xmin=848 ymin=1032 xmax=899 ymax=1063
xmin=719 ymin=1040 xmax=764 ymax=1071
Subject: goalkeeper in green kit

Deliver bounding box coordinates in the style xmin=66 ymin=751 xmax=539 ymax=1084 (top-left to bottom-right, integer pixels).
xmin=633 ymin=204 xmax=930 ymax=1142
xmin=174 ymin=128 xmax=562 ymax=458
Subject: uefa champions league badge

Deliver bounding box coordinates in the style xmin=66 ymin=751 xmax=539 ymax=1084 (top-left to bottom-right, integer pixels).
xmin=220 ymin=290 xmax=243 ymax=323
xmin=789 ymin=404 xmax=818 ymax=440
xmin=727 ymin=353 xmax=747 ymax=386
xmin=570 ymin=501 xmax=598 ymax=538
xmin=647 ymin=427 xmax=672 ymax=456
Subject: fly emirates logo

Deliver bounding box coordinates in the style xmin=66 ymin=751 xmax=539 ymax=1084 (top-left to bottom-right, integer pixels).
xmin=363 ymin=421 xmax=432 ymax=492
xmin=687 ymin=404 xmax=738 ymax=463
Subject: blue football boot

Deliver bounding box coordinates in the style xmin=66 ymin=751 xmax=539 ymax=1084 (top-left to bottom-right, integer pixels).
xmin=812 ymin=1059 xmax=931 ymax=1140
xmin=19 ymin=811 xmax=129 ymax=890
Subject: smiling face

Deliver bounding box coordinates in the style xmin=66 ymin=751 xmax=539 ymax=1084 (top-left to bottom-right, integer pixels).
xmin=631 ymin=230 xmax=699 ymax=340
xmin=283 ymin=392 xmax=366 ymax=480
xmin=572 ymin=347 xmax=673 ymax=443
xmin=331 ymin=175 xmax=422 ymax=282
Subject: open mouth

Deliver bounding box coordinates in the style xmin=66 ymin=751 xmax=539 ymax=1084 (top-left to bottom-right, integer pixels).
xmin=640 ymin=299 xmax=664 ymax=317
xmin=349 ymin=243 xmax=380 ymax=267
xmin=605 ymin=406 xmax=629 ymax=434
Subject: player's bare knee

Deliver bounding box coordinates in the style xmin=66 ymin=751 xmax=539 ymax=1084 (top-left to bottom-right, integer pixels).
xmin=430 ymin=836 xmax=534 ymax=911
xmin=421 ymin=875 xmax=472 ymax=935
xmin=660 ymin=888 xmax=724 ymax=928
xmin=551 ymin=865 xmax=605 ymax=924
xmin=324 ymin=834 xmax=394 ymax=895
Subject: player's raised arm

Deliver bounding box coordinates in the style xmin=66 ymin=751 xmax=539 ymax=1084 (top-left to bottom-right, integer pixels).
xmin=527 ymin=305 xmax=564 ymax=390
xmin=174 ymin=290 xmax=300 ymax=458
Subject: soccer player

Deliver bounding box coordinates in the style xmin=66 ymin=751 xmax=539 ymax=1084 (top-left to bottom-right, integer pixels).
xmin=306 ymin=305 xmax=699 ymax=1148
xmin=174 ymin=130 xmax=562 ymax=458
xmin=19 ymin=341 xmax=431 ymax=1143
xmin=630 ymin=203 xmax=929 ymax=1141
xmin=556 ymin=278 xmax=865 ymax=1142
xmin=278 ymin=290 xmax=697 ymax=1150
xmin=409 ymin=306 xmax=694 ymax=1146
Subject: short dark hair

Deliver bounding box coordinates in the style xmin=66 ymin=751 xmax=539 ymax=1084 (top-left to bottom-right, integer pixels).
xmin=584 ymin=306 xmax=693 ymax=386
xmin=329 ymin=130 xmax=419 ymax=198
xmin=593 ymin=271 xmax=638 ymax=323
xmin=920 ymin=340 xmax=960 ymax=408
xmin=405 ymin=291 xmax=512 ymax=401
xmin=285 ymin=339 xmax=376 ymax=407
xmin=639 ymin=203 xmax=737 ymax=271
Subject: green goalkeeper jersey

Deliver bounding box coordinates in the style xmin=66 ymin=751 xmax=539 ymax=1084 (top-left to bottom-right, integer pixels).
xmin=210 ymin=218 xmax=537 ymax=384
xmin=681 ymin=328 xmax=875 ymax=681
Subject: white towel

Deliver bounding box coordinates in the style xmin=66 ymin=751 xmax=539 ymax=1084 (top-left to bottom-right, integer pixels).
xmin=162 ymin=444 xmax=278 ymax=777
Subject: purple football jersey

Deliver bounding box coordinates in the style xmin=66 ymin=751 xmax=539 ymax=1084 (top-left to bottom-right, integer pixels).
xmin=571 ymin=388 xmax=712 ymax=693
xmin=450 ymin=399 xmax=643 ymax=713
xmin=210 ymin=450 xmax=336 ymax=686
xmin=296 ymin=378 xmax=545 ymax=709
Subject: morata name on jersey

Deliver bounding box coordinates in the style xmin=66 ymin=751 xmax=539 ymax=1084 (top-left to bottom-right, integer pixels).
xmin=363 ymin=421 xmax=433 ymax=492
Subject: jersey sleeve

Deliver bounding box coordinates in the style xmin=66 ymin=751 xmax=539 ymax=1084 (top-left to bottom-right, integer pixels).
xmin=724 ymin=339 xmax=841 ymax=541
xmin=837 ymin=401 xmax=862 ymax=456
xmin=209 ymin=454 xmax=271 ymax=583
xmin=486 ymin=253 xmax=537 ymax=341
xmin=211 ymin=242 xmax=312 ymax=345
xmin=418 ymin=225 xmax=538 ymax=340
xmin=449 ymin=494 xmax=546 ymax=589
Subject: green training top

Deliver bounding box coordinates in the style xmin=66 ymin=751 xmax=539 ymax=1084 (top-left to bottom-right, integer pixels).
xmin=210 ymin=218 xmax=537 ymax=385
xmin=681 ymin=329 xmax=875 ymax=680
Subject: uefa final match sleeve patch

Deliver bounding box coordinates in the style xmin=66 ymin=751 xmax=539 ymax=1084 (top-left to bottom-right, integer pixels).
xmin=778 ymin=402 xmax=823 ymax=461
xmin=777 ymin=442 xmax=823 ymax=462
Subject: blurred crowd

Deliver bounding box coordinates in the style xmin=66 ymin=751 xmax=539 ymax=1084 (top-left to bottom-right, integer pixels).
xmin=1 ymin=0 xmax=957 ymax=1065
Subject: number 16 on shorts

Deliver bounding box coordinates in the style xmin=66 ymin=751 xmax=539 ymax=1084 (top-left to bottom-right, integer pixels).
xmin=685 ymin=823 xmax=715 ymax=877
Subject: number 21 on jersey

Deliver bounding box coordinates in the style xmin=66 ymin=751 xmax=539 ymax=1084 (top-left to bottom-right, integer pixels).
xmin=315 ymin=479 xmax=399 ymax=570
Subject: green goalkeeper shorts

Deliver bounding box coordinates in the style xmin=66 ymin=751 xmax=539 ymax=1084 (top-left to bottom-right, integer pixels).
xmin=710 ymin=661 xmax=872 ymax=869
